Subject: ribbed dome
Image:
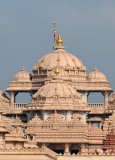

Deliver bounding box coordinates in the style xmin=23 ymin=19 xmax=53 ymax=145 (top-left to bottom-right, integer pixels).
xmin=12 ymin=67 xmax=31 ymax=82
xmin=33 ymin=77 xmax=81 ymax=99
xmin=87 ymin=67 xmax=107 ymax=81
xmin=33 ymin=45 xmax=86 ymax=71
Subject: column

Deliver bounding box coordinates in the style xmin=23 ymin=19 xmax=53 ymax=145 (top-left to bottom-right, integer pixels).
xmin=84 ymin=92 xmax=89 ymax=102
xmin=0 ymin=133 xmax=5 ymax=147
xmin=10 ymin=91 xmax=15 ymax=109
xmin=26 ymin=112 xmax=32 ymax=121
xmin=29 ymin=91 xmax=33 ymax=102
xmin=81 ymin=144 xmax=85 ymax=154
xmin=81 ymin=112 xmax=87 ymax=124
xmin=104 ymin=91 xmax=109 ymax=109
xmin=42 ymin=143 xmax=46 ymax=148
xmin=32 ymin=135 xmax=36 ymax=141
xmin=66 ymin=111 xmax=71 ymax=122
xmin=42 ymin=111 xmax=48 ymax=122
xmin=64 ymin=143 xmax=70 ymax=155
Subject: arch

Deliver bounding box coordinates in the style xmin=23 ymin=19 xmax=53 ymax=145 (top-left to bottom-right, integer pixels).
xmin=15 ymin=92 xmax=31 ymax=103
xmin=70 ymin=144 xmax=80 ymax=155
xmin=47 ymin=143 xmax=64 ymax=155
xmin=88 ymin=92 xmax=104 ymax=103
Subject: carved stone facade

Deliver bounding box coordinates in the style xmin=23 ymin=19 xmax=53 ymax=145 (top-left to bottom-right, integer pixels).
xmin=0 ymin=35 xmax=115 ymax=159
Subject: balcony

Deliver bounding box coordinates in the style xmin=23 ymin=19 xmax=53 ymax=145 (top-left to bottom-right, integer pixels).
xmin=13 ymin=103 xmax=104 ymax=109
xmin=88 ymin=103 xmax=105 ymax=113
xmin=14 ymin=103 xmax=28 ymax=108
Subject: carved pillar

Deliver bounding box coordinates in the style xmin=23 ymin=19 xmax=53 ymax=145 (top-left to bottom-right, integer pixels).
xmin=10 ymin=91 xmax=15 ymax=109
xmin=81 ymin=144 xmax=86 ymax=154
xmin=26 ymin=135 xmax=29 ymax=140
xmin=84 ymin=92 xmax=89 ymax=102
xmin=64 ymin=143 xmax=70 ymax=155
xmin=42 ymin=143 xmax=46 ymax=148
xmin=66 ymin=111 xmax=71 ymax=122
xmin=30 ymin=91 xmax=34 ymax=101
xmin=26 ymin=112 xmax=33 ymax=121
xmin=104 ymin=91 xmax=109 ymax=109
xmin=11 ymin=115 xmax=15 ymax=120
xmin=81 ymin=112 xmax=87 ymax=124
xmin=0 ymin=133 xmax=5 ymax=147
xmin=42 ymin=111 xmax=48 ymax=122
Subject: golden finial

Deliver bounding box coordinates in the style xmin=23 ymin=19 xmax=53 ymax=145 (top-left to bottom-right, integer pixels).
xmin=56 ymin=35 xmax=63 ymax=45
xmin=54 ymin=66 xmax=60 ymax=75
xmin=53 ymin=21 xmax=56 ymax=24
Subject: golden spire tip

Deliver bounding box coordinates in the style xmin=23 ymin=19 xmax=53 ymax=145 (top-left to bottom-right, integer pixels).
xmin=56 ymin=35 xmax=63 ymax=45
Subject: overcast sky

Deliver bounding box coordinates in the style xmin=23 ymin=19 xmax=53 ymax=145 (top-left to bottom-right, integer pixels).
xmin=0 ymin=0 xmax=115 ymax=102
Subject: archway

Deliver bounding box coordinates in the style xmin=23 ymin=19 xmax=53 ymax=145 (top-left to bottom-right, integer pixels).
xmin=88 ymin=92 xmax=104 ymax=103
xmin=15 ymin=92 xmax=31 ymax=103
xmin=47 ymin=143 xmax=64 ymax=155
xmin=70 ymin=144 xmax=80 ymax=155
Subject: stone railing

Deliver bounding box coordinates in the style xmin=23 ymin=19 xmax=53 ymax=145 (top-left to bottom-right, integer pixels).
xmin=14 ymin=103 xmax=28 ymax=108
xmin=88 ymin=103 xmax=104 ymax=108
xmin=13 ymin=103 xmax=104 ymax=109
xmin=10 ymin=82 xmax=32 ymax=87
xmin=72 ymin=81 xmax=109 ymax=87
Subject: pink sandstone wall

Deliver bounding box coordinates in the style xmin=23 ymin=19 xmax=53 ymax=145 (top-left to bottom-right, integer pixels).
xmin=0 ymin=154 xmax=52 ymax=160
xmin=57 ymin=155 xmax=115 ymax=160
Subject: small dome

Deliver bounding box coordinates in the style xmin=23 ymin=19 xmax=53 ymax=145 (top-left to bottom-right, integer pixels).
xmin=87 ymin=67 xmax=107 ymax=81
xmin=12 ymin=67 xmax=31 ymax=82
xmin=33 ymin=77 xmax=81 ymax=99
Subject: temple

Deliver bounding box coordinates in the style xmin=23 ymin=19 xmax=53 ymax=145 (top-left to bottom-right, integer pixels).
xmin=0 ymin=35 xmax=115 ymax=160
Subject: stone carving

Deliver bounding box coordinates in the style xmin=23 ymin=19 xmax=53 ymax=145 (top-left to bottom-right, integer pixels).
xmin=0 ymin=34 xmax=114 ymax=159
xmin=0 ymin=90 xmax=9 ymax=107
xmin=109 ymin=93 xmax=115 ymax=105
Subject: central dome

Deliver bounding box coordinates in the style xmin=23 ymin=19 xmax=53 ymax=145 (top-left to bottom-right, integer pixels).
xmin=33 ymin=45 xmax=85 ymax=70
xmin=32 ymin=35 xmax=86 ymax=76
